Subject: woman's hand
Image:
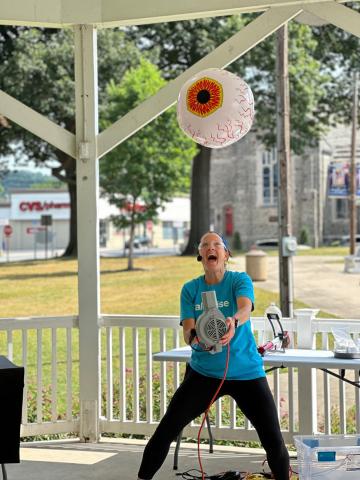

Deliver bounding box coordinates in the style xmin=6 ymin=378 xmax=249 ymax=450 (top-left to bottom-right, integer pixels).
xmin=188 ymin=328 xmax=199 ymax=346
xmin=220 ymin=317 xmax=236 ymax=345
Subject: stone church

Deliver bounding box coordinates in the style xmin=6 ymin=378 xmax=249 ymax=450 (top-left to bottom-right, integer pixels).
xmin=210 ymin=125 xmax=360 ymax=249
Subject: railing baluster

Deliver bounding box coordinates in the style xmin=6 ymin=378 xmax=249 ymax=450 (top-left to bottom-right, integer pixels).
xmin=274 ymin=368 xmax=280 ymax=421
xmin=7 ymin=329 xmax=13 ymax=361
xmin=22 ymin=329 xmax=28 ymax=424
xmin=216 ymin=398 xmax=222 ymax=428
xmin=323 ymin=372 xmax=331 ymax=434
xmin=160 ymin=328 xmax=167 ymax=417
xmin=66 ymin=327 xmax=72 ymax=422
xmin=355 ymin=370 xmax=360 ymax=432
xmin=230 ymin=398 xmax=236 ymax=429
xmin=37 ymin=329 xmax=43 ymax=423
xmin=288 ymin=368 xmax=294 ymax=433
xmin=322 ymin=333 xmax=331 ymax=434
xmin=339 ymin=372 xmax=346 ymax=434
xmin=51 ymin=328 xmax=57 ymax=422
xmin=106 ymin=327 xmax=113 ymax=421
xmin=173 ymin=329 xmax=180 ymax=391
xmin=133 ymin=327 xmax=140 ymax=423
xmin=146 ymin=328 xmax=153 ymax=424
xmin=119 ymin=327 xmax=126 ymax=422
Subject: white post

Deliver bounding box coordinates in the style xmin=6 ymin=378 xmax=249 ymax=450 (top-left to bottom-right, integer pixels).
xmin=74 ymin=24 xmax=100 ymax=442
xmin=294 ymin=308 xmax=319 ymax=434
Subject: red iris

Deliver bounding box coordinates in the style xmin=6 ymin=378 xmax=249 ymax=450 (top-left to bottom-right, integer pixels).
xmin=186 ymin=77 xmax=223 ymax=117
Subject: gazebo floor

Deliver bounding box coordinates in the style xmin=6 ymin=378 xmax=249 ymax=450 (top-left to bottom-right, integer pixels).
xmin=5 ymin=438 xmax=299 ymax=480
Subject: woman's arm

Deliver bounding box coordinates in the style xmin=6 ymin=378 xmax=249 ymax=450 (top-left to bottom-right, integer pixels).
xmin=220 ymin=296 xmax=253 ymax=346
xmin=232 ymin=296 xmax=253 ymax=326
xmin=182 ymin=318 xmax=197 ymax=345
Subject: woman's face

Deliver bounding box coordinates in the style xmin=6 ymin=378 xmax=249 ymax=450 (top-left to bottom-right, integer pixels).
xmin=198 ymin=232 xmax=229 ymax=273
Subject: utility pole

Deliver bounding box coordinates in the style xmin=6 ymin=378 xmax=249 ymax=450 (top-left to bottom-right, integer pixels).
xmin=349 ymin=71 xmax=358 ymax=255
xmin=276 ymin=25 xmax=294 ymax=317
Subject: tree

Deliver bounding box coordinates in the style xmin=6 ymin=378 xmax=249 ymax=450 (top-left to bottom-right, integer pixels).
xmin=127 ymin=16 xmax=356 ymax=253
xmin=0 ymin=28 xmax=142 ymax=256
xmin=0 ymin=26 xmax=25 ymax=61
xmin=100 ymin=58 xmax=196 ymax=270
xmin=311 ymin=3 xmax=360 ymax=126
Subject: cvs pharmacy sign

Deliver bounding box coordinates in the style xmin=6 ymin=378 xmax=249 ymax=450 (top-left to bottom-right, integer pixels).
xmin=19 ymin=201 xmax=70 ymax=212
xmin=11 ymin=192 xmax=70 ymax=220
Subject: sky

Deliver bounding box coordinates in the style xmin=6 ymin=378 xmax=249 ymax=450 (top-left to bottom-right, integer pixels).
xmin=4 ymin=155 xmax=52 ymax=175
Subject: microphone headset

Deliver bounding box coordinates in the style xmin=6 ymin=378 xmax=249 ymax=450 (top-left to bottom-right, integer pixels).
xmin=196 ymin=232 xmax=231 ymax=261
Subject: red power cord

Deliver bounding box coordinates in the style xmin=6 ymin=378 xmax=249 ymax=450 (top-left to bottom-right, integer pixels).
xmin=197 ymin=343 xmax=231 ymax=480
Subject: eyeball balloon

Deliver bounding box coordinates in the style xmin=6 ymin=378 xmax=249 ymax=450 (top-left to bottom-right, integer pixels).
xmin=177 ymin=68 xmax=255 ymax=149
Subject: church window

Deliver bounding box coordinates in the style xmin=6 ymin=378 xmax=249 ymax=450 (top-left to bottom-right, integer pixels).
xmin=262 ymin=149 xmax=278 ymax=206
xmin=335 ymin=198 xmax=348 ymax=220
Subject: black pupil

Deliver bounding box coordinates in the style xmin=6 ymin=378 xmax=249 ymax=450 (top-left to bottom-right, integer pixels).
xmin=197 ymin=89 xmax=211 ymax=104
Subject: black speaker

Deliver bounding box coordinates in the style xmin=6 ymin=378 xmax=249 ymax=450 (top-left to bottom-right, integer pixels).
xmin=0 ymin=356 xmax=24 ymax=464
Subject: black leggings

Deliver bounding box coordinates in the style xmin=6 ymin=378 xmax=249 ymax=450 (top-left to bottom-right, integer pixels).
xmin=138 ymin=367 xmax=289 ymax=480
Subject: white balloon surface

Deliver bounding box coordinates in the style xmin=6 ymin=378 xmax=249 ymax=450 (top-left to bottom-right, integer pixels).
xmin=177 ymin=68 xmax=255 ymax=149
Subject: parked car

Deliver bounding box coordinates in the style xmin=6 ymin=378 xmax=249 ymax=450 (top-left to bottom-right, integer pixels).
xmin=339 ymin=235 xmax=360 ymax=246
xmin=125 ymin=236 xmax=151 ymax=249
xmin=255 ymin=238 xmax=279 ymax=248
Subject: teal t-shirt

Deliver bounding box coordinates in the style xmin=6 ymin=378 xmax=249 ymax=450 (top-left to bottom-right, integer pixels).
xmin=180 ymin=270 xmax=265 ymax=380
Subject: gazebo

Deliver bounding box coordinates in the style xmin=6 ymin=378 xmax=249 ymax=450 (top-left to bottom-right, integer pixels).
xmin=0 ymin=0 xmax=359 ymax=448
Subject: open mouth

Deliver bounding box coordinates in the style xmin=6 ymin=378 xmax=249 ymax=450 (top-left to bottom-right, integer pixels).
xmin=207 ymin=254 xmax=217 ymax=262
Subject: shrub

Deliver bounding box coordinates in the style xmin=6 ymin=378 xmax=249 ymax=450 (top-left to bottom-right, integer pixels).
xmin=232 ymin=231 xmax=242 ymax=251
xmin=299 ymin=228 xmax=310 ymax=245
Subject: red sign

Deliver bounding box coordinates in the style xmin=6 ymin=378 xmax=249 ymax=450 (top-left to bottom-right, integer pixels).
xmin=26 ymin=227 xmax=46 ymax=234
xmin=123 ymin=201 xmax=146 ymax=213
xmin=3 ymin=225 xmax=13 ymax=237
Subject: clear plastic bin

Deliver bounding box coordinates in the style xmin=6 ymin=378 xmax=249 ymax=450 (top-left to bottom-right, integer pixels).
xmin=294 ymin=434 xmax=360 ymax=479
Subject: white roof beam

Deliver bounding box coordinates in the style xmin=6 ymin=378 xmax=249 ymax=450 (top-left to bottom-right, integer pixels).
xmin=98 ymin=4 xmax=302 ymax=159
xmin=85 ymin=0 xmax=340 ymax=28
xmin=0 ymin=0 xmax=355 ymax=28
xmin=0 ymin=89 xmax=76 ymax=158
xmin=304 ymin=2 xmax=360 ymax=39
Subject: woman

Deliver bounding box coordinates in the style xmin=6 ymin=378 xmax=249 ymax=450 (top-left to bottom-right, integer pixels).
xmin=138 ymin=231 xmax=290 ymax=480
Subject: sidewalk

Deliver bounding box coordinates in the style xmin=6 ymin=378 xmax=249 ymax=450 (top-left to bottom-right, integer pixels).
xmin=0 ymin=246 xmax=179 ymax=263
xmin=232 ymin=254 xmax=360 ymax=319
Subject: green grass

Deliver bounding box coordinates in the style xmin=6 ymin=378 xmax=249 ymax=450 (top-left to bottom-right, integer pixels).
xmin=0 ymin=254 xmax=309 ymax=317
xmin=296 ymin=246 xmax=350 ymax=256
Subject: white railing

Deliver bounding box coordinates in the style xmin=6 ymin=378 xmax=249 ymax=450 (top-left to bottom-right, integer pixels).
xmin=0 ymin=316 xmax=79 ymax=437
xmin=1 ymin=311 xmax=360 ymax=443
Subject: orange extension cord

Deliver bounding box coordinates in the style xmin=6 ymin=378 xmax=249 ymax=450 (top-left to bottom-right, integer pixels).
xmin=197 ymin=343 xmax=231 ymax=480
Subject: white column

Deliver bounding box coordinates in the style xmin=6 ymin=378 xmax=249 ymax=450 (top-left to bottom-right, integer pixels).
xmin=74 ymin=24 xmax=100 ymax=442
xmin=294 ymin=308 xmax=319 ymax=434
